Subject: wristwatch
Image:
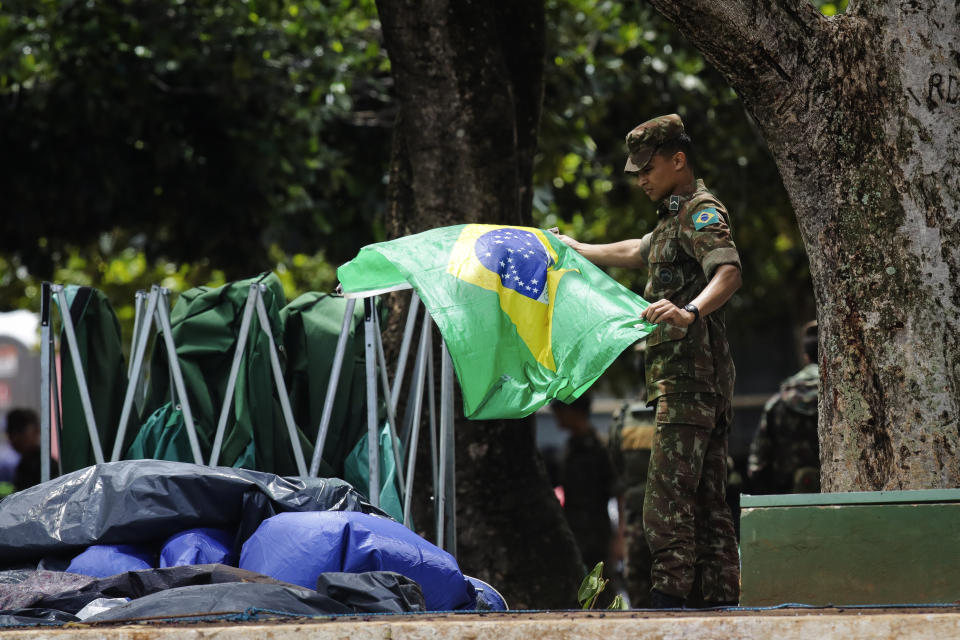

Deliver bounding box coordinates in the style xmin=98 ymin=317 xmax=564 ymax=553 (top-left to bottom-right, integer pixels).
xmin=683 ymin=303 xmax=700 ymax=325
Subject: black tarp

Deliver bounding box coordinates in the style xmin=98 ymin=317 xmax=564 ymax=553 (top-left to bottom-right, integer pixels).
xmin=313 ymin=571 xmax=427 ymax=613
xmin=0 ymin=566 xmax=425 ymax=625
xmin=85 ymin=572 xmax=425 ymax=622
xmin=0 ymin=460 xmax=384 ymax=567
xmin=0 ymin=609 xmax=79 ymax=625
xmin=0 ymin=565 xmax=292 ymax=613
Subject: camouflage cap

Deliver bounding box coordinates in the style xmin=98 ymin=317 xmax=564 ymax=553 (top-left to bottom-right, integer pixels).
xmin=624 ymin=113 xmax=684 ymax=173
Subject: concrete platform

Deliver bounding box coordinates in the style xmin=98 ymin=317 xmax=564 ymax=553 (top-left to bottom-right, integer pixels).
xmin=3 ymin=609 xmax=960 ymax=639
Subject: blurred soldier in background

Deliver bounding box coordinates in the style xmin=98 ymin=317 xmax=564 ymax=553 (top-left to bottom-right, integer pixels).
xmin=551 ymin=394 xmax=617 ymax=575
xmin=608 ymin=400 xmax=654 ymax=608
xmin=748 ymin=321 xmax=820 ymax=494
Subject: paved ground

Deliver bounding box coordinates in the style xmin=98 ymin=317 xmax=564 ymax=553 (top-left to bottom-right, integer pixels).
xmin=4 ymin=607 xmax=960 ymax=639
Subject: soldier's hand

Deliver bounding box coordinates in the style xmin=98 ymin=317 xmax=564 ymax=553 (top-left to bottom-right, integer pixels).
xmin=548 ymin=227 xmax=578 ymax=249
xmin=641 ymin=299 xmax=696 ymax=327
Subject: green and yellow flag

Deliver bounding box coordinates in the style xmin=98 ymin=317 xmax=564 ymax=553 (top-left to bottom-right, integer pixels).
xmin=337 ymin=224 xmax=655 ymax=420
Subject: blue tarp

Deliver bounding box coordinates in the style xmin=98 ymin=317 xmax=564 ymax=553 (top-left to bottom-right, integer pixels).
xmin=466 ymin=575 xmax=508 ymax=610
xmin=239 ymin=511 xmax=476 ymax=611
xmin=66 ymin=545 xmax=154 ymax=578
xmin=160 ymin=528 xmax=236 ymax=568
xmin=0 ymin=460 xmax=508 ymax=618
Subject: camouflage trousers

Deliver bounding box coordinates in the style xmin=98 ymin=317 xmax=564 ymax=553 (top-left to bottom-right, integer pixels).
xmin=642 ymin=392 xmax=740 ymax=603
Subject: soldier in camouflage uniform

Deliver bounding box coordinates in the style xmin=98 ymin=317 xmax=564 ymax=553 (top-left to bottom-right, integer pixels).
xmin=555 ymin=114 xmax=742 ymax=608
xmin=748 ymin=321 xmax=820 ymax=493
xmin=607 ymin=401 xmax=655 ymax=607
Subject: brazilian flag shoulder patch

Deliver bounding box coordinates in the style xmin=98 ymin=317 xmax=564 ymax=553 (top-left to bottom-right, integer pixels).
xmin=693 ymin=207 xmax=720 ymax=230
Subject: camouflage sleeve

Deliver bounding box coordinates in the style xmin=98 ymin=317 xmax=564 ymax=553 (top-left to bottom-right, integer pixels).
xmin=637 ymin=232 xmax=653 ymax=264
xmin=679 ymin=205 xmax=741 ymax=279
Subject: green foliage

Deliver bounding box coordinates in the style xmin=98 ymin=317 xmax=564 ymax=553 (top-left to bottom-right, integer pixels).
xmin=537 ymin=1 xmax=812 ymax=329
xmin=816 ymin=0 xmax=850 ymax=16
xmin=577 ymin=561 xmax=626 ymax=609
xmin=578 ymin=561 xmax=608 ymax=609
xmin=0 ymin=233 xmax=225 ymax=345
xmin=0 ymin=0 xmax=390 ymax=277
xmin=269 ymin=243 xmax=337 ymax=303
xmin=0 ymin=231 xmax=335 ymax=352
xmin=1 ymin=0 xmax=815 ymax=363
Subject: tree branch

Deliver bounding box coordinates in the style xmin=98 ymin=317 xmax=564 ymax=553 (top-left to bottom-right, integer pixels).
xmin=645 ymin=0 xmax=829 ymax=123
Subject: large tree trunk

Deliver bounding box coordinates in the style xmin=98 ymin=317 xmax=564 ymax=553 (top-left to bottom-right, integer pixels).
xmin=647 ymin=0 xmax=960 ymax=489
xmin=375 ymin=0 xmax=585 ymax=608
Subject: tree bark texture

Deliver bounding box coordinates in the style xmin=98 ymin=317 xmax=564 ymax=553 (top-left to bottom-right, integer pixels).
xmin=646 ymin=0 xmax=960 ymax=489
xmin=375 ymin=0 xmax=585 ymax=608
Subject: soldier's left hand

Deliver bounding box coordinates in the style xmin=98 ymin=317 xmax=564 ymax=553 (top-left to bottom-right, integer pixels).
xmin=641 ymin=299 xmax=696 ymax=327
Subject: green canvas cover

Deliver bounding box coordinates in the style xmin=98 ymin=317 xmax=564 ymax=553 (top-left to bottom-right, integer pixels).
xmin=127 ymin=402 xmax=234 ymax=464
xmin=280 ymin=293 xmax=367 ymax=478
xmin=344 ymin=422 xmax=403 ymax=522
xmin=131 ymin=273 xmax=311 ymax=475
xmin=57 ymin=286 xmax=127 ymax=473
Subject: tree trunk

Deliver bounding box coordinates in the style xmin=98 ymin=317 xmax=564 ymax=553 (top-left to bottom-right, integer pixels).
xmin=647 ymin=0 xmax=960 ymax=489
xmin=375 ymin=0 xmax=585 ymax=608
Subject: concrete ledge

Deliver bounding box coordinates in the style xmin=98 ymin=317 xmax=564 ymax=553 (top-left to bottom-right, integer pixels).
xmin=4 ymin=610 xmax=960 ymax=639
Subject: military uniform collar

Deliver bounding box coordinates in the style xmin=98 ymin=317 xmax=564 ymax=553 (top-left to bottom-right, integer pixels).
xmin=656 ymin=179 xmax=703 ymax=218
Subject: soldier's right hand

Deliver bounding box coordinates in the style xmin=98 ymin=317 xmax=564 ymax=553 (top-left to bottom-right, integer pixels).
xmin=548 ymin=227 xmax=578 ymax=249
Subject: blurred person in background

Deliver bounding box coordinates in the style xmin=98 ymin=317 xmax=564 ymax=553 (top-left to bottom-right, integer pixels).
xmin=6 ymin=408 xmax=44 ymax=491
xmin=748 ymin=321 xmax=820 ymax=494
xmin=551 ymin=394 xmax=618 ymax=588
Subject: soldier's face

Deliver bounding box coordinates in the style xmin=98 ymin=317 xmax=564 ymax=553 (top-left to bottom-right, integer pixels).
xmin=634 ymin=153 xmax=682 ymax=201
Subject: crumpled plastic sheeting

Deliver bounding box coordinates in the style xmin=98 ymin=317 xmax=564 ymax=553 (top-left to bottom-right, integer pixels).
xmin=314 ymin=571 xmax=427 ymax=613
xmin=240 ymin=511 xmax=475 ymax=611
xmin=85 ymin=572 xmax=426 ymax=622
xmin=66 ymin=544 xmax=155 ymax=578
xmin=0 ymin=565 xmax=293 ymax=615
xmin=0 ymin=564 xmax=308 ymax=626
xmin=465 ymin=575 xmax=508 ymax=610
xmin=74 ymin=597 xmax=130 ymax=620
xmin=0 ymin=460 xmax=383 ymax=568
xmin=160 ymin=528 xmax=236 ymax=568
xmin=0 ymin=608 xmax=79 ymax=625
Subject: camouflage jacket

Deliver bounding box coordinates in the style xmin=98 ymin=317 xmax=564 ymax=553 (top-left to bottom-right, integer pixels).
xmin=641 ymin=179 xmax=740 ymax=403
xmin=747 ymin=363 xmax=820 ymax=493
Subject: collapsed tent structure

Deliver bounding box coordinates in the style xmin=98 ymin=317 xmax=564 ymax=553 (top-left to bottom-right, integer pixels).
xmin=20 ymin=275 xmax=506 ymax=627
xmin=0 ymin=461 xmax=504 ymax=624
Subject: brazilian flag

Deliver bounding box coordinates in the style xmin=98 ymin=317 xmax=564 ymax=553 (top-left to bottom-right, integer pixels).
xmin=337 ymin=225 xmax=655 ymax=420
